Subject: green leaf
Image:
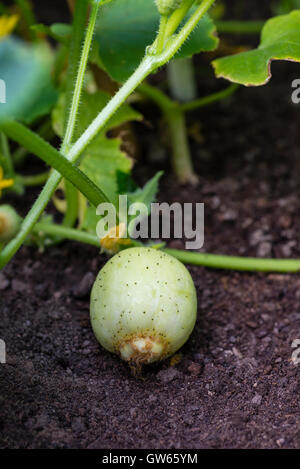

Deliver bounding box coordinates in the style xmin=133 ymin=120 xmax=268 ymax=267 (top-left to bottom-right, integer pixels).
xmin=80 ymin=136 xmax=134 ymax=206
xmin=0 ymin=38 xmax=58 ymax=123
xmin=116 ymin=171 xmax=138 ymax=195
xmin=94 ymin=0 xmax=218 ymax=82
xmin=174 ymin=10 xmax=218 ymax=61
xmin=127 ymin=171 xmax=163 ymax=210
xmin=21 ymin=80 xmax=58 ymax=125
xmin=127 ymin=171 xmax=163 ymax=236
xmin=212 ymin=10 xmax=300 ymax=86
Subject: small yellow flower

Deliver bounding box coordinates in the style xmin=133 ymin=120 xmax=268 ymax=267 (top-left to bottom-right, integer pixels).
xmin=100 ymin=222 xmax=131 ymax=254
xmin=0 ymin=166 xmax=14 ymax=197
xmin=0 ymin=14 xmax=19 ymax=39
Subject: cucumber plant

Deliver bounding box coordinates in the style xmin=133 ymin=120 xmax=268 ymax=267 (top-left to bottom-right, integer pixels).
xmin=1 ymin=0 xmax=300 ymax=366
xmin=0 ymin=3 xmax=299 ymax=291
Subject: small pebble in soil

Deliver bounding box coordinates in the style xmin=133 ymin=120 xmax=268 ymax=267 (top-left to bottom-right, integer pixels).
xmin=73 ymin=272 xmax=95 ymax=299
xmin=256 ymin=241 xmax=272 ymax=258
xmin=187 ymin=362 xmax=202 ymax=376
xmin=71 ymin=417 xmax=86 ymax=433
xmin=251 ymin=394 xmax=262 ymax=406
xmin=157 ymin=367 xmax=180 ymax=384
xmin=11 ymin=279 xmax=27 ymax=293
xmin=0 ymin=272 xmax=10 ymax=290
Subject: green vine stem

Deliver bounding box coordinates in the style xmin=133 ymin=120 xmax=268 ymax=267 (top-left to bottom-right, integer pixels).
xmin=164 ymin=249 xmax=300 ymax=273
xmin=0 ymin=121 xmax=110 ymax=207
xmin=0 ymin=132 xmax=14 ymax=178
xmin=12 ymin=119 xmax=54 ymax=166
xmin=30 ymin=222 xmax=300 ymax=273
xmin=0 ymin=173 xmax=65 ymax=268
xmin=63 ymin=0 xmax=89 ymax=137
xmin=216 ymin=20 xmax=264 ymax=35
xmin=15 ymin=0 xmax=37 ymax=41
xmin=167 ymin=58 xmax=198 ymax=102
xmin=18 ymin=172 xmax=49 ymax=187
xmin=180 ymin=83 xmax=238 ymax=112
xmin=167 ymin=109 xmax=198 ymax=184
xmin=67 ymin=0 xmax=217 ymax=162
xmin=155 ymin=14 xmax=169 ymax=55
xmin=63 ymin=180 xmax=79 ymax=228
xmin=139 ymin=81 xmax=237 ymax=183
xmin=139 ymin=82 xmax=197 ymax=184
xmin=165 ymin=0 xmax=195 ymax=37
xmin=0 ymin=0 xmax=216 ymax=269
xmin=62 ymin=0 xmax=100 ymax=154
xmin=62 ymin=0 xmax=97 ymax=229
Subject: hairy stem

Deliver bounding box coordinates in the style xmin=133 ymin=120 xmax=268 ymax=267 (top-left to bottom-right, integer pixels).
xmin=63 ymin=0 xmax=89 ymax=136
xmin=62 ymin=1 xmax=100 ymax=228
xmin=165 ymin=0 xmax=195 ymax=37
xmin=62 ymin=0 xmax=100 ymax=153
xmin=67 ymin=56 xmax=156 ymax=161
xmin=155 ymin=15 xmax=169 ymax=55
xmin=161 ymin=0 xmax=216 ymax=62
xmin=66 ymin=0 xmax=217 ymax=162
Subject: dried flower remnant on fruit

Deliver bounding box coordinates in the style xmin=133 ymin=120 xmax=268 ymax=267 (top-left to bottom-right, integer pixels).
xmin=100 ymin=222 xmax=131 ymax=254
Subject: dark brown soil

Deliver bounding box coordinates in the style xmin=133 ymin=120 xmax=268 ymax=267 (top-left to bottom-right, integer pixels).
xmin=0 ymin=0 xmax=300 ymax=450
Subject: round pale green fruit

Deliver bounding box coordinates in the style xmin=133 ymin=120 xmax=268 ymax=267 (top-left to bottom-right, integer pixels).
xmin=90 ymin=247 xmax=197 ymax=364
xmin=0 ymin=205 xmax=21 ymax=243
